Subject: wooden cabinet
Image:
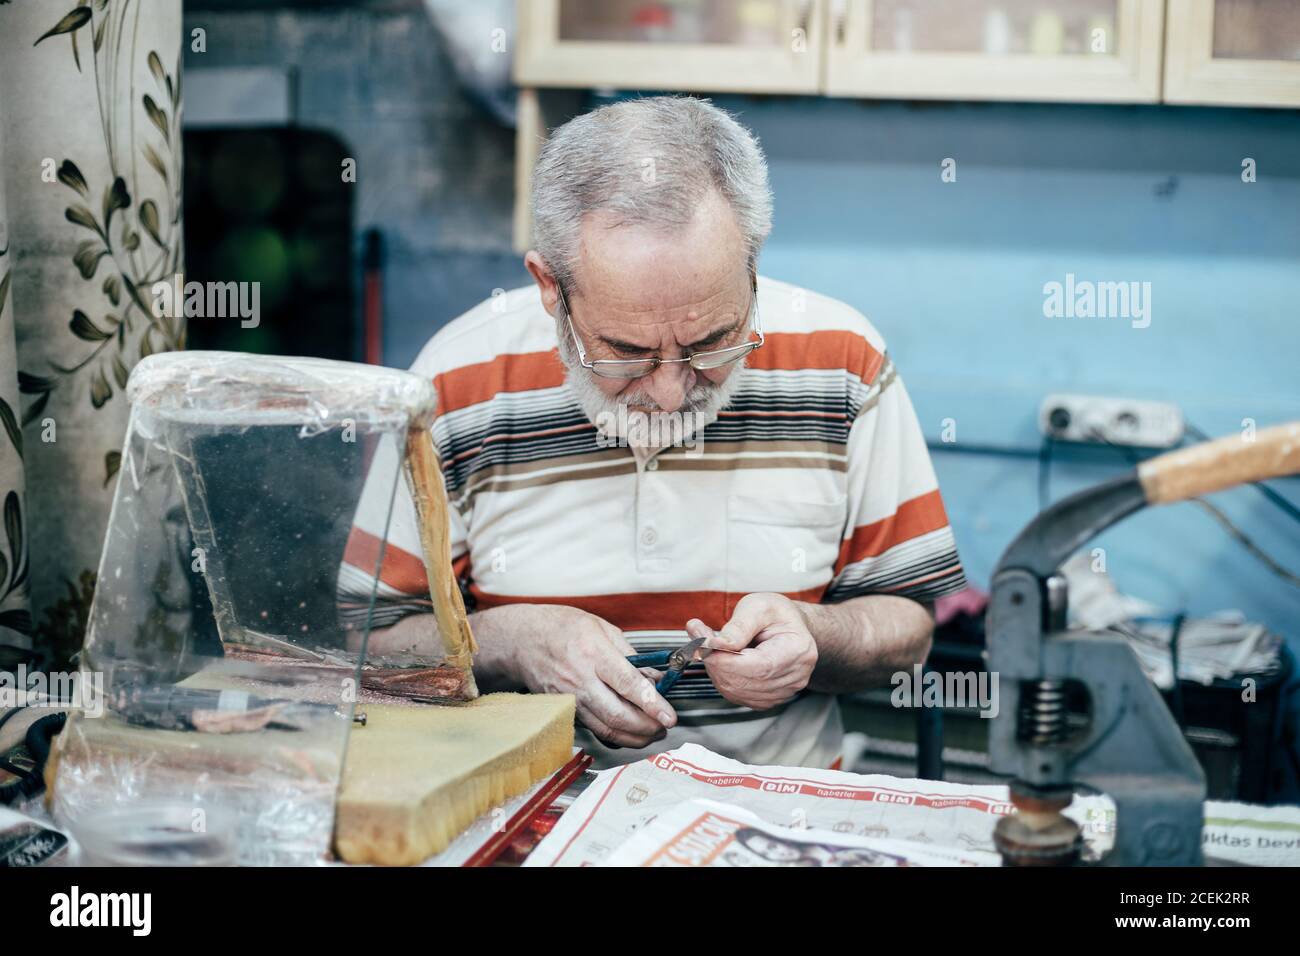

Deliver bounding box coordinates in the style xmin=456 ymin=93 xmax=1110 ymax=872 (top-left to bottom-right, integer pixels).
xmin=1165 ymin=0 xmax=1300 ymax=107
xmin=515 ymin=1 xmax=1300 ymax=107
xmin=515 ymin=0 xmax=826 ymax=94
xmin=824 ymin=0 xmax=1165 ymax=102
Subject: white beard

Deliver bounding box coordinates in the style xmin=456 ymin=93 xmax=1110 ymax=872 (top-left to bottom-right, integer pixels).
xmin=556 ymin=326 xmax=745 ymax=449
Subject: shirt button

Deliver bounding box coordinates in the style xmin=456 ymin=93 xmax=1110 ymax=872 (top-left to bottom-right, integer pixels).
xmin=646 ymin=459 xmax=659 ymax=472
xmin=641 ymin=527 xmax=658 ymax=546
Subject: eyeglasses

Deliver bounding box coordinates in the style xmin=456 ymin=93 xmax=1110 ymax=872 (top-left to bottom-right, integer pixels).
xmin=558 ymin=278 xmax=763 ymax=380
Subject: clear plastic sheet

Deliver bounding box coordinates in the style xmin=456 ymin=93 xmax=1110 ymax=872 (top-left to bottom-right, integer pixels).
xmin=51 ymin=351 xmax=476 ymax=865
xmin=126 ymin=350 xmax=438 ymax=431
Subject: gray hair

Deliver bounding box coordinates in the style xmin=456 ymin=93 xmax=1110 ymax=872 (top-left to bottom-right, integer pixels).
xmin=531 ymin=96 xmax=773 ymax=295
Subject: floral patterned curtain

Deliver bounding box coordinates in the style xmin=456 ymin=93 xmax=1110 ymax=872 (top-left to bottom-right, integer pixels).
xmin=0 ymin=1 xmax=183 ymax=669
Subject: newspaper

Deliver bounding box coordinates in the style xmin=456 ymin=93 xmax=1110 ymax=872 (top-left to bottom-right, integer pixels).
xmin=526 ymin=743 xmax=1300 ymax=867
xmin=1195 ymin=800 xmax=1300 ymax=866
xmin=526 ymin=743 xmax=1019 ymax=866
xmin=601 ymin=798 xmax=1000 ymax=867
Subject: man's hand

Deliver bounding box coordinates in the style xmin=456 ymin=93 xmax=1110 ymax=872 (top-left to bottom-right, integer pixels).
xmin=503 ymin=604 xmax=678 ymax=749
xmin=687 ymin=593 xmax=818 ymax=710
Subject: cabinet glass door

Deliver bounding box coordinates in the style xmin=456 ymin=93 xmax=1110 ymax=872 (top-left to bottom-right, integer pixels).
xmin=1165 ymin=0 xmax=1300 ymax=107
xmin=825 ymin=0 xmax=1163 ymax=102
xmin=558 ymin=0 xmax=787 ymax=48
xmin=1211 ymin=0 xmax=1300 ymax=61
xmin=867 ymin=0 xmax=1118 ymax=56
xmin=516 ymin=0 xmax=824 ymax=93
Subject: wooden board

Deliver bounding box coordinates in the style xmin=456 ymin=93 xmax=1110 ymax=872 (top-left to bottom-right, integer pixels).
xmin=334 ymin=693 xmax=576 ymax=866
xmin=49 ymin=690 xmax=576 ymax=867
xmin=403 ymin=426 xmax=478 ymax=685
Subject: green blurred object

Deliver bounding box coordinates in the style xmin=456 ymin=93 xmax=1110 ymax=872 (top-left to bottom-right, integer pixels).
xmin=213 ymin=226 xmax=291 ymax=312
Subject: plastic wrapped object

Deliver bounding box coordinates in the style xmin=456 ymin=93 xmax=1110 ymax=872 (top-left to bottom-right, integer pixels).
xmin=48 ymin=351 xmax=477 ymax=865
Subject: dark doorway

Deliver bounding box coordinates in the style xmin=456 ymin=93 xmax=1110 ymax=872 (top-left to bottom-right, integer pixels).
xmin=183 ymin=127 xmax=356 ymax=360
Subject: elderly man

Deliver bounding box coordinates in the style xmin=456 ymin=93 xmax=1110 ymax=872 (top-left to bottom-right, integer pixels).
xmin=341 ymin=96 xmax=964 ymax=769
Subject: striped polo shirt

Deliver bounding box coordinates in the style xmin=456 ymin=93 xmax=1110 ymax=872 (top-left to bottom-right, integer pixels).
xmin=339 ymin=276 xmax=965 ymax=770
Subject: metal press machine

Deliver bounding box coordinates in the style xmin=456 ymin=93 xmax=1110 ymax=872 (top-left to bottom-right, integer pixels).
xmin=986 ymin=421 xmax=1300 ymax=866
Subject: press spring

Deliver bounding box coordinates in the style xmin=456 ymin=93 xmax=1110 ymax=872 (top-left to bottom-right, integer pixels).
xmin=1020 ymin=680 xmax=1068 ymax=744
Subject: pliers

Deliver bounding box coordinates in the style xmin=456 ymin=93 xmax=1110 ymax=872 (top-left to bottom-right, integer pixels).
xmin=627 ymin=637 xmax=709 ymax=695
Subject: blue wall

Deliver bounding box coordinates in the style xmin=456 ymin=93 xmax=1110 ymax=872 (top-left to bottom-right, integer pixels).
xmin=715 ymin=96 xmax=1300 ymax=646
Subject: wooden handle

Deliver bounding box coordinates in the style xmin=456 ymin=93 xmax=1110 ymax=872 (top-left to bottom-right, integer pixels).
xmin=403 ymin=426 xmax=479 ymax=684
xmin=1138 ymin=422 xmax=1300 ymax=505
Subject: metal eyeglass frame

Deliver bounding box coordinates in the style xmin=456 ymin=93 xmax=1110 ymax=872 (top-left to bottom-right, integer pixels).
xmin=557 ymin=276 xmax=763 ymax=380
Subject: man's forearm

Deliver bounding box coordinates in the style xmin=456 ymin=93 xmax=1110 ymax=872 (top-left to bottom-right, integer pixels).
xmin=796 ymin=595 xmax=934 ymax=695
xmin=465 ymin=606 xmax=530 ymax=692
xmin=361 ymin=607 xmax=527 ymax=693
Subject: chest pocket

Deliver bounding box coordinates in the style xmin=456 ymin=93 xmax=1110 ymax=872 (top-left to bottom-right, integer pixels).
xmin=725 ymin=494 xmax=846 ymax=599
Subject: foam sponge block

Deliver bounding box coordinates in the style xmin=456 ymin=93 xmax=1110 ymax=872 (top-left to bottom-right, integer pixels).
xmin=335 ymin=692 xmax=576 ymax=865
